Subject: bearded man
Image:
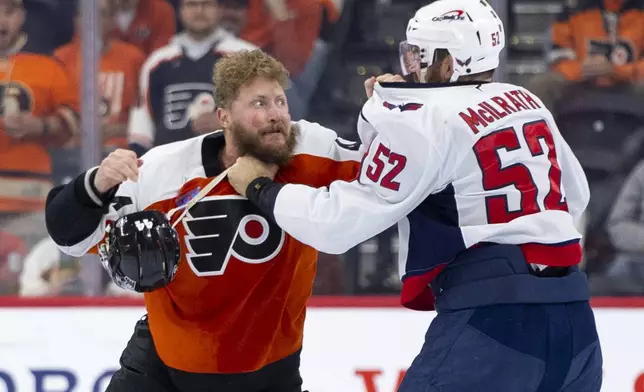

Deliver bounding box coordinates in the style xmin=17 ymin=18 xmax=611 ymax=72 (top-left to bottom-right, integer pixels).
xmin=44 ymin=49 xmax=361 ymax=392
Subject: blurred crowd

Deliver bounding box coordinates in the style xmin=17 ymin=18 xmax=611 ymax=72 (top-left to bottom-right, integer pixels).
xmin=0 ymin=0 xmax=643 ymax=298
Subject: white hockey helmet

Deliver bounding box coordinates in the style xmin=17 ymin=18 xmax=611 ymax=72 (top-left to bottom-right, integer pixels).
xmin=400 ymin=0 xmax=505 ymax=82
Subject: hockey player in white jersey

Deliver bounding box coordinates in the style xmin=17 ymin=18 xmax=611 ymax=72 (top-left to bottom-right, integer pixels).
xmin=227 ymin=1 xmax=602 ymax=391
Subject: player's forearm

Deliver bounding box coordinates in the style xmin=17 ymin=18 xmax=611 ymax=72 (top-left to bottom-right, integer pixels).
xmin=47 ymin=107 xmax=80 ymax=146
xmin=247 ymin=181 xmax=351 ymax=253
xmin=17 ymin=112 xmax=78 ymax=147
xmin=246 ymin=178 xmax=381 ymax=254
xmin=246 ymin=177 xmax=284 ymax=224
xmin=45 ymin=168 xmax=116 ymax=252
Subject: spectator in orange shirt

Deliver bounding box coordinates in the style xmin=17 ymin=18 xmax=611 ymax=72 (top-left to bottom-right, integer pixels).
xmin=111 ymin=0 xmax=176 ymax=56
xmin=0 ymin=0 xmax=79 ymax=249
xmin=55 ymin=0 xmax=146 ymax=153
xmin=529 ymin=0 xmax=644 ymax=112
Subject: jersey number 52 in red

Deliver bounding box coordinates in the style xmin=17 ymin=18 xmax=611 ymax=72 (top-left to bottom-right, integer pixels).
xmin=474 ymin=120 xmax=568 ymax=224
xmin=365 ymin=143 xmax=407 ymax=191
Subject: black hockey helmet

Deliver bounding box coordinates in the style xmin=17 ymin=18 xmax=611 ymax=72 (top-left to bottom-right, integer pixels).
xmin=99 ymin=211 xmax=181 ymax=293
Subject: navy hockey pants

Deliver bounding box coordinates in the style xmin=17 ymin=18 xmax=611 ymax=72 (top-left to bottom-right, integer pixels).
xmin=399 ymin=301 xmax=602 ymax=392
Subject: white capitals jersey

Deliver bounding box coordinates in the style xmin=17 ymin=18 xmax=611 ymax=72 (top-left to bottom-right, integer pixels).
xmin=270 ymin=81 xmax=590 ymax=310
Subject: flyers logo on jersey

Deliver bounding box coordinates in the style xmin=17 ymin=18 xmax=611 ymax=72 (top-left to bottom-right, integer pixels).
xmin=181 ymin=195 xmax=285 ymax=277
xmin=163 ymin=83 xmax=215 ymax=130
xmin=0 ymin=82 xmax=34 ymax=115
xmin=589 ymin=39 xmax=635 ymax=66
xmin=383 ymin=101 xmax=424 ymax=112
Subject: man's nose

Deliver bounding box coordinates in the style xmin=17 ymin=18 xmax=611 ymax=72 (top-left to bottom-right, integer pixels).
xmin=266 ymin=105 xmax=281 ymax=121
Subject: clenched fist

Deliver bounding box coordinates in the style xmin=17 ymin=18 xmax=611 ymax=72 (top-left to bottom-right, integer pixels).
xmin=227 ymin=155 xmax=279 ymax=196
xmin=94 ymin=149 xmax=143 ymax=194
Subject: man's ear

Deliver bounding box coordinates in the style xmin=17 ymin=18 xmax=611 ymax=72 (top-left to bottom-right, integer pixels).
xmin=216 ymin=107 xmax=230 ymax=129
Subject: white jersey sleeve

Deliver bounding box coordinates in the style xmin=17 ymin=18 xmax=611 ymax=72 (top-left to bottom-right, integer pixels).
xmin=272 ymin=86 xmax=456 ymax=254
xmin=53 ymin=136 xmax=208 ymax=257
xmin=553 ymin=126 xmax=590 ymax=220
xmin=57 ymin=167 xmax=141 ymax=257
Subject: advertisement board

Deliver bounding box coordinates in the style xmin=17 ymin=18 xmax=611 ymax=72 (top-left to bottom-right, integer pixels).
xmin=0 ymin=298 xmax=643 ymax=392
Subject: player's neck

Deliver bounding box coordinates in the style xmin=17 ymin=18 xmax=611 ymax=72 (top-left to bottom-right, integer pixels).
xmin=456 ymin=74 xmax=494 ymax=83
xmin=185 ymin=28 xmax=217 ymax=43
xmin=219 ymin=142 xmax=240 ymax=170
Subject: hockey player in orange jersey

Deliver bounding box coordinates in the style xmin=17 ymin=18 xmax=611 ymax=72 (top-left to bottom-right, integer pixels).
xmin=45 ymin=49 xmax=361 ymax=392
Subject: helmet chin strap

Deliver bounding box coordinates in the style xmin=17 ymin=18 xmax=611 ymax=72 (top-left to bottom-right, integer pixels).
xmin=166 ymin=167 xmax=231 ymax=228
xmin=450 ymin=57 xmax=461 ymax=82
xmin=419 ymin=67 xmax=429 ymax=83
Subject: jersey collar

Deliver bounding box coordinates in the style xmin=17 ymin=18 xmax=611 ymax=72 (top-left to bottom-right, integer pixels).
xmin=378 ymin=80 xmax=492 ymax=89
xmin=202 ymin=131 xmax=226 ymax=177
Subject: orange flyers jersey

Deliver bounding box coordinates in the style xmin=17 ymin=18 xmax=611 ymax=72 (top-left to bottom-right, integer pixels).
xmin=110 ymin=0 xmax=176 ymax=56
xmin=550 ymin=0 xmax=644 ymax=82
xmin=55 ymin=39 xmax=146 ymax=148
xmin=0 ymin=52 xmax=79 ymax=213
xmin=58 ymin=120 xmax=362 ymax=373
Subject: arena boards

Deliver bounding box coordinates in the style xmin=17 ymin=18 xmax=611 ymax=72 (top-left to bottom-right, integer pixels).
xmin=0 ymin=297 xmax=641 ymax=392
